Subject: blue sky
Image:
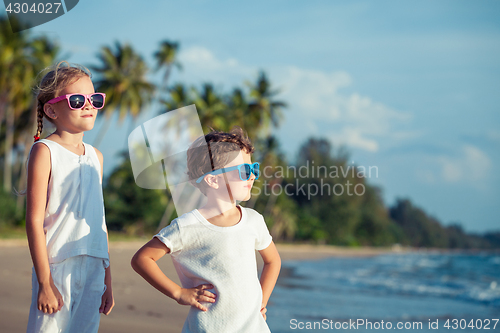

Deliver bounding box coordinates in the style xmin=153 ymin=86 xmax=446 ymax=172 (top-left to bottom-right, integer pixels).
xmin=3 ymin=0 xmax=499 ymax=232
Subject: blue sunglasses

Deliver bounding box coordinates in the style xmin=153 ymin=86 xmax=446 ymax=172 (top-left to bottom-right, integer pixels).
xmin=196 ymin=162 xmax=260 ymax=183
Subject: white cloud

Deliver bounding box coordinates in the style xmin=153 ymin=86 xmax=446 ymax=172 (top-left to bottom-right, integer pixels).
xmin=178 ymin=46 xmax=253 ymax=85
xmin=329 ymin=127 xmax=379 ymax=152
xmin=437 ymin=144 xmax=492 ymax=184
xmin=181 ymin=46 xmax=239 ymax=71
xmin=273 ymin=66 xmax=412 ymax=152
xmin=274 ymin=66 xmax=352 ymax=121
xmin=176 ymin=45 xmax=413 ymax=153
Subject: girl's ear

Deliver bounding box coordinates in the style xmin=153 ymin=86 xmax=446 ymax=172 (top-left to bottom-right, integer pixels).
xmin=44 ymin=104 xmax=57 ymax=119
xmin=205 ymin=175 xmax=219 ymax=189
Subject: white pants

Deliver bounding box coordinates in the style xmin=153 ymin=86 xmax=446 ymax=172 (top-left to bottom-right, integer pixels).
xmin=27 ymin=255 xmax=106 ymax=333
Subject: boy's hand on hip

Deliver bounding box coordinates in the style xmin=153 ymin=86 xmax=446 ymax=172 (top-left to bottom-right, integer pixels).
xmin=99 ymin=287 xmax=114 ymax=315
xmin=38 ymin=281 xmax=63 ymax=314
xmin=175 ymin=284 xmax=216 ymax=311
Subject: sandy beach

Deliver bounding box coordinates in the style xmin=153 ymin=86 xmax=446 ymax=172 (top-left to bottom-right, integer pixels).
xmin=0 ymin=239 xmax=399 ymax=333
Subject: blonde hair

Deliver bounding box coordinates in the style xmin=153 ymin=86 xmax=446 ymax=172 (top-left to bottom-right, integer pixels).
xmin=34 ymin=61 xmax=91 ymax=140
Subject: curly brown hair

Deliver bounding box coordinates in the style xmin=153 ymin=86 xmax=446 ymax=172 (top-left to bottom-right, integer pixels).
xmin=187 ymin=126 xmax=254 ymax=194
xmin=34 ymin=61 xmax=91 ymax=141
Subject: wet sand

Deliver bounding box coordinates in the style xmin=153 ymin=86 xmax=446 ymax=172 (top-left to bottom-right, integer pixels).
xmin=0 ymin=239 xmax=399 ymax=333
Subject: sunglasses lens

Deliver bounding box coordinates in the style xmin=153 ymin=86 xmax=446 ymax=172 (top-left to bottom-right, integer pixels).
xmin=240 ymin=164 xmax=251 ymax=180
xmin=91 ymin=94 xmax=104 ymax=109
xmin=69 ymin=95 xmax=86 ymax=109
xmin=253 ymin=164 xmax=260 ymax=179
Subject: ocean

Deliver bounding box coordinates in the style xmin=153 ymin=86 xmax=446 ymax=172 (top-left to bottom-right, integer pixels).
xmin=267 ymin=252 xmax=500 ymax=332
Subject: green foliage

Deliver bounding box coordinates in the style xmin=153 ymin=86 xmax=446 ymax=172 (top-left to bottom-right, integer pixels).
xmin=103 ymin=152 xmax=167 ymax=234
xmin=483 ymin=232 xmax=500 ymax=248
xmin=248 ymin=184 xmax=299 ymax=242
xmin=161 ymin=72 xmax=286 ymax=142
xmin=1 ymin=22 xmax=497 ymax=248
xmin=389 ymin=199 xmax=446 ymax=247
xmin=154 ymin=40 xmax=181 ymax=87
xmin=354 ymin=185 xmax=401 ymax=246
xmin=285 ymin=137 xmax=398 ymax=246
xmin=0 ymin=16 xmax=60 ymax=227
xmin=0 ymin=189 xmax=18 ymax=227
xmin=92 ymin=41 xmax=155 ymax=121
xmin=294 ymin=207 xmax=327 ymax=243
xmin=388 ymin=199 xmax=494 ymax=248
xmin=89 ymin=41 xmax=156 ymax=148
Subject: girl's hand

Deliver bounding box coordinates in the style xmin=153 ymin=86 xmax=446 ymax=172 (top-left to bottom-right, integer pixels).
xmin=37 ymin=280 xmax=63 ymax=314
xmin=99 ymin=286 xmax=114 ymax=315
xmin=261 ymin=305 xmax=267 ymax=320
xmin=175 ymin=284 xmax=216 ymax=311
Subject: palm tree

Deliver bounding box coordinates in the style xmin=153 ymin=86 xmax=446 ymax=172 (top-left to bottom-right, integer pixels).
xmin=30 ymin=36 xmax=60 ymax=71
xmin=226 ymin=87 xmax=261 ymax=139
xmin=0 ymin=16 xmax=33 ymax=192
xmin=161 ymin=83 xmax=193 ymax=111
xmin=193 ymin=83 xmax=228 ymax=131
xmin=154 ymin=40 xmax=181 ymax=90
xmin=269 ymin=203 xmax=297 ymax=242
xmin=244 ymin=73 xmax=287 ymax=209
xmin=155 ymin=83 xmax=192 ymax=231
xmin=159 ymin=83 xmax=202 ymax=140
xmin=156 ymin=83 xmax=228 ymax=231
xmin=14 ymin=36 xmax=60 ymax=215
xmin=156 ymin=83 xmax=199 ymax=231
xmin=247 ymin=71 xmax=287 ymax=138
xmin=246 ymin=135 xmax=283 ymax=209
xmin=90 ymin=41 xmax=155 ymax=148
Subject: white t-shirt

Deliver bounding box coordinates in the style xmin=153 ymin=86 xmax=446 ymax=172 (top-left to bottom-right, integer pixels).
xmin=155 ymin=206 xmax=273 ymax=333
xmin=28 ymin=139 xmax=109 ymax=265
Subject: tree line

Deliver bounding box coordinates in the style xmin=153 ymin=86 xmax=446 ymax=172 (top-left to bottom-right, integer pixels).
xmin=1 ymin=16 xmax=498 ymax=248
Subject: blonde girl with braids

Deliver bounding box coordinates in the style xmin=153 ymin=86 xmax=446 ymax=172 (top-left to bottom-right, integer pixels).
xmin=26 ymin=61 xmax=114 ymax=333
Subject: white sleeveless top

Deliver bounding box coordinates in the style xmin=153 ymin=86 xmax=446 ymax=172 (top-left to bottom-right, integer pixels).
xmin=29 ymin=139 xmax=109 ymax=265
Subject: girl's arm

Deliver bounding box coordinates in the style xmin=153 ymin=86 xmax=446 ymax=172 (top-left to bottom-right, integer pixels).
xmin=26 ymin=143 xmax=64 ymax=314
xmin=99 ymin=261 xmax=114 ymax=315
xmin=131 ymin=238 xmax=216 ymax=311
xmin=95 ymin=148 xmax=114 ymax=315
xmin=258 ymin=241 xmax=281 ymax=320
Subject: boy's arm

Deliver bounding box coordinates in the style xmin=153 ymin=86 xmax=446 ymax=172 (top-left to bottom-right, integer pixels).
xmin=258 ymin=241 xmax=281 ymax=319
xmin=26 ymin=143 xmax=64 ymax=314
xmin=131 ymin=237 xmax=216 ymax=311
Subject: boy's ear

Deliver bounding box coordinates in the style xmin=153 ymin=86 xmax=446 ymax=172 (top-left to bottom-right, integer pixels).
xmin=44 ymin=104 xmax=57 ymax=119
xmin=205 ymin=175 xmax=219 ymax=189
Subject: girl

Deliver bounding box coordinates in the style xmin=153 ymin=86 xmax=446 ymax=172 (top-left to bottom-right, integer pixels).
xmin=26 ymin=61 xmax=114 ymax=332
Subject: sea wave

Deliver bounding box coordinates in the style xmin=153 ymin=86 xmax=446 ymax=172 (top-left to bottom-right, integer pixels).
xmin=281 ymin=253 xmax=500 ymax=307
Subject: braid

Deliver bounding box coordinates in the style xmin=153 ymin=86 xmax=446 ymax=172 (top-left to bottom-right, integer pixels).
xmin=33 ymin=61 xmax=92 ymax=142
xmin=34 ymin=102 xmax=44 ymax=142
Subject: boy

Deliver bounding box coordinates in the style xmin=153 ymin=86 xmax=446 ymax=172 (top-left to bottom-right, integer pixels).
xmin=131 ymin=127 xmax=281 ymax=332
